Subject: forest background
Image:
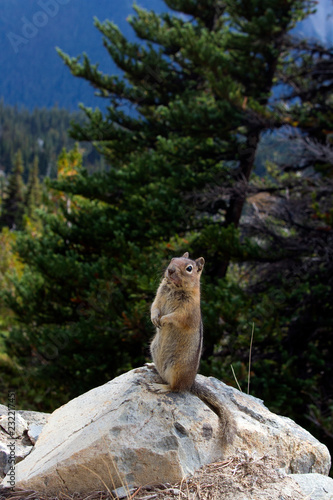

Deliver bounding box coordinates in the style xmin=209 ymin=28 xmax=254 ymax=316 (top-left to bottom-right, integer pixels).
xmin=0 ymin=0 xmax=332 ymax=473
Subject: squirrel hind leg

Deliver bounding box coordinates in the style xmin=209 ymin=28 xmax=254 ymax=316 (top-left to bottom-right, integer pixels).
xmin=164 ymin=366 xmax=195 ymax=392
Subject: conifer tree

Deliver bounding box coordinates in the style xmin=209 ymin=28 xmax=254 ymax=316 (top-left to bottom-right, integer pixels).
xmin=239 ymin=40 xmax=333 ymax=447
xmin=5 ymin=0 xmax=317 ymax=410
xmin=25 ymin=155 xmax=42 ymax=219
xmin=57 ymin=0 xmax=314 ymax=277
xmin=0 ymin=150 xmax=25 ymax=230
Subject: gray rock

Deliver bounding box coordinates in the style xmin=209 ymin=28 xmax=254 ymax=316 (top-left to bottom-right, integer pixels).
xmin=0 ymin=407 xmax=50 ymax=478
xmin=17 ymin=410 xmax=50 ymax=445
xmin=17 ymin=410 xmax=50 ymax=428
xmin=0 ymin=406 xmax=8 ymax=417
xmin=0 ymin=414 xmax=28 ymax=439
xmin=0 ymin=443 xmax=10 ymax=478
xmin=1 ymin=367 xmax=330 ymax=496
xmin=27 ymin=424 xmax=45 ymax=446
xmin=111 ymin=486 xmax=138 ymax=499
xmin=210 ymin=376 xmax=330 ymax=475
xmin=292 ymin=472 xmax=333 ymax=499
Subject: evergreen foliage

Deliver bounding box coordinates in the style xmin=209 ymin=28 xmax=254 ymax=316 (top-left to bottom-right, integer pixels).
xmin=0 ymin=150 xmax=25 ymax=229
xmin=245 ymin=40 xmax=333 ymax=449
xmin=25 ymin=155 xmax=42 ymax=220
xmin=56 ymin=0 xmax=315 ymax=277
xmin=0 ymin=101 xmax=103 ymax=178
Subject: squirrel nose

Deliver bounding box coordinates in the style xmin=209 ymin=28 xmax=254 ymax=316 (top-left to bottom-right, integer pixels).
xmin=168 ymin=266 xmax=176 ymax=275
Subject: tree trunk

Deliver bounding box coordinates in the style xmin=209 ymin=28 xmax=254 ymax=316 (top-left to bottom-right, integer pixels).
xmin=216 ymin=128 xmax=261 ymax=279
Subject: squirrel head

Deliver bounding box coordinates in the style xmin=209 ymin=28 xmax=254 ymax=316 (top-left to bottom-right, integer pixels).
xmin=165 ymin=252 xmax=205 ymax=289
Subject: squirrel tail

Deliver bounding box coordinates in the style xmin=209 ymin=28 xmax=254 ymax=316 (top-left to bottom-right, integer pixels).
xmin=190 ymin=378 xmax=237 ymax=446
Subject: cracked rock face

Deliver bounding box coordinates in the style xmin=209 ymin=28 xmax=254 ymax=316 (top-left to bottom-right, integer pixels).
xmin=0 ymin=406 xmax=50 ymax=478
xmin=1 ymin=368 xmax=331 ymax=495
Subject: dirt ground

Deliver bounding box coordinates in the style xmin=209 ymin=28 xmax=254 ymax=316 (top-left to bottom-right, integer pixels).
xmin=0 ymin=456 xmax=304 ymax=500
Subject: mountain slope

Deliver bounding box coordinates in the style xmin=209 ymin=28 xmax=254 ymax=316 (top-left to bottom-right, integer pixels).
xmin=0 ymin=0 xmax=165 ymax=110
xmin=0 ymin=0 xmax=330 ymax=110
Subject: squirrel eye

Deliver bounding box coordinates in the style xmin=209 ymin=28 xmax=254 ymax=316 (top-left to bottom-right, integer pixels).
xmin=186 ymin=265 xmax=193 ymax=273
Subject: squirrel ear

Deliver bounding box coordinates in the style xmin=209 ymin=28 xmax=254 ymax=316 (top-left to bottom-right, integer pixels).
xmin=182 ymin=252 xmax=189 ymax=259
xmin=195 ymin=257 xmax=205 ymax=271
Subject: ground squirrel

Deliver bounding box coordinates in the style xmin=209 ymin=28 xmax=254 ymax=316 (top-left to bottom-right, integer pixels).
xmin=148 ymin=252 xmax=236 ymax=445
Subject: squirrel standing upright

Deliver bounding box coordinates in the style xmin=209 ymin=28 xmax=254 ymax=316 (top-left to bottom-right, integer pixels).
xmin=149 ymin=252 xmax=236 ymax=445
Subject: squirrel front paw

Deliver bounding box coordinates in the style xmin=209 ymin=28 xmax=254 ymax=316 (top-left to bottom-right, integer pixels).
xmin=151 ymin=312 xmax=162 ymax=328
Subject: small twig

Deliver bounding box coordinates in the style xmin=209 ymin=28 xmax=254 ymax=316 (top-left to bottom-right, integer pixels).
xmin=135 ymin=495 xmax=157 ymax=500
xmin=248 ymin=322 xmax=255 ymax=395
xmin=128 ymin=486 xmax=142 ymax=499
xmin=214 ymin=458 xmax=235 ymax=470
xmin=230 ymin=364 xmax=242 ymax=392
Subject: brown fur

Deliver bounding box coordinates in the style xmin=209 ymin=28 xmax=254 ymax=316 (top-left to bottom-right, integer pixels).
xmin=150 ymin=252 xmax=236 ymax=446
xmin=150 ymin=252 xmax=204 ymax=391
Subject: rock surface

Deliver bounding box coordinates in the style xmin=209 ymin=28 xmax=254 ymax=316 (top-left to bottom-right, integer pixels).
xmin=1 ymin=367 xmax=331 ymax=496
xmin=17 ymin=410 xmax=50 ymax=446
xmin=292 ymin=472 xmax=333 ymax=500
xmin=112 ymin=458 xmax=308 ymax=500
xmin=213 ymin=375 xmax=330 ymax=475
xmin=0 ymin=405 xmax=50 ymax=478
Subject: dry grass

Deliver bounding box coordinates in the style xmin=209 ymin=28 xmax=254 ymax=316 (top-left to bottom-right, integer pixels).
xmin=0 ymin=455 xmax=281 ymax=500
